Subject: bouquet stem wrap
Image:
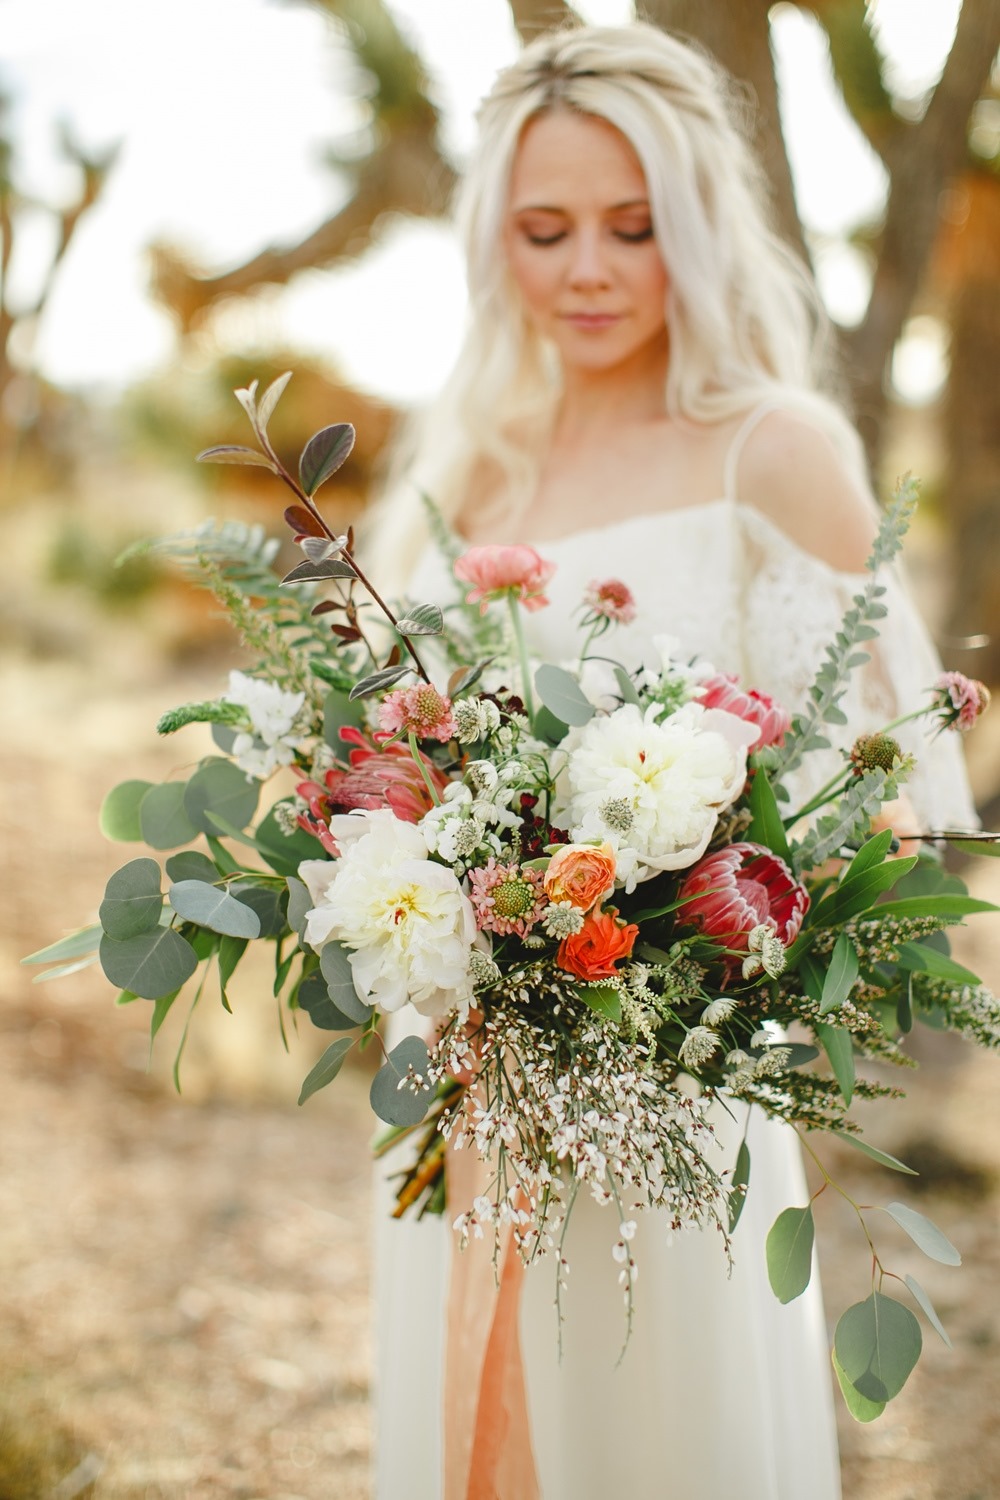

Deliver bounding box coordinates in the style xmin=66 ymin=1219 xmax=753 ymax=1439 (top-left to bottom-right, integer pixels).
xmin=444 ymin=1142 xmax=540 ymax=1500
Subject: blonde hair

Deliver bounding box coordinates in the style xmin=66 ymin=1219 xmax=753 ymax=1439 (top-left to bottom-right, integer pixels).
xmin=374 ymin=21 xmax=864 ymax=585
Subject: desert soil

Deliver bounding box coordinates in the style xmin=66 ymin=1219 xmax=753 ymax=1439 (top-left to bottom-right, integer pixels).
xmin=3 ymin=642 xmax=1000 ymax=1500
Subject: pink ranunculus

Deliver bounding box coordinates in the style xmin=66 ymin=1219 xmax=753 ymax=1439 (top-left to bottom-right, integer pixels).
xmin=677 ymin=842 xmax=809 ymax=965
xmin=453 ymin=544 xmax=556 ymax=614
xmin=933 ymin=671 xmax=991 ymax=732
xmin=296 ymin=727 xmax=448 ymax=852
xmin=695 ymin=674 xmax=791 ymax=749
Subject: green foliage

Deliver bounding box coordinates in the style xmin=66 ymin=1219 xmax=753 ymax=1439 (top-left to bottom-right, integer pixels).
xmin=818 ymin=934 xmax=860 ymax=1014
xmin=168 ymin=880 xmax=262 ymax=938
xmin=183 ymin=759 xmax=259 ymax=836
xmin=534 ymin=664 xmax=596 ymax=727
xmin=156 ymin=700 xmax=245 ymax=735
xmin=728 ymin=1141 xmax=751 ymax=1233
xmin=904 ymin=1274 xmax=952 ymax=1348
xmin=319 ymin=941 xmax=373 ymax=1023
xmin=298 ymin=423 xmax=355 ymax=496
xmin=831 ymin=1132 xmax=916 ymax=1175
xmin=99 ymin=927 xmax=198 ymax=1000
xmin=370 ymin=1036 xmax=433 ymax=1126
xmin=747 ymin=769 xmax=791 ymax=863
xmin=100 ymin=780 xmax=153 ymax=841
xmin=835 ymin=1292 xmax=922 ymax=1403
xmin=99 ymin=858 xmax=163 ymax=939
xmin=766 ymin=1205 xmax=815 ymax=1303
xmin=140 ymin=782 xmax=199 ymax=850
xmin=885 ymin=1202 xmax=961 ymax=1266
xmin=816 ymin=1022 xmax=855 ymax=1105
xmin=579 ymin=983 xmax=623 ymax=1024
xmin=298 ymin=1036 xmax=357 ymax=1105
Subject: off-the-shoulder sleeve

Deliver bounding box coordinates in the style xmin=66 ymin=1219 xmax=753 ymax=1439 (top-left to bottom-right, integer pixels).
xmin=735 ymin=505 xmax=978 ymax=834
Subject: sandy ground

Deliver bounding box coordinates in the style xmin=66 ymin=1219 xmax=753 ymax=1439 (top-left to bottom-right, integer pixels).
xmin=4 ymin=637 xmax=1000 ymax=1500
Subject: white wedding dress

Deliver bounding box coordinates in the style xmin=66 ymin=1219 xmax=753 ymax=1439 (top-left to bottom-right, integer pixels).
xmin=373 ymin=408 xmax=977 ymax=1500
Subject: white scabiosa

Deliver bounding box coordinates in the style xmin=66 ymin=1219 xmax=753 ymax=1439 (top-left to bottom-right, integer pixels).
xmin=298 ymin=810 xmax=476 ymax=1017
xmin=552 ymin=702 xmax=759 ymax=889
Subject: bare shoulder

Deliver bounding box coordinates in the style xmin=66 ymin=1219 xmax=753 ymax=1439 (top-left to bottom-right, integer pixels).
xmin=737 ymin=408 xmax=878 ymax=573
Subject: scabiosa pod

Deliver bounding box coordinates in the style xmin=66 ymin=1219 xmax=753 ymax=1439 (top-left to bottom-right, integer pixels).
xmin=377 ymin=683 xmax=457 ymax=743
xmin=582 ymin=578 xmax=637 ymax=626
xmin=849 ymin=731 xmax=903 ymax=776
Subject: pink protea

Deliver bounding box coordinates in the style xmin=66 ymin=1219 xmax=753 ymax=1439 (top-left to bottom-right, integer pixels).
xmin=296 ymin=727 xmax=448 ymax=852
xmin=695 ymin=674 xmax=791 ymax=749
xmin=454 ymin=544 xmax=556 ymax=614
xmin=677 ymin=842 xmax=809 ymax=965
xmin=468 ymin=858 xmax=547 ymax=937
xmin=378 ymin=683 xmax=457 ymax=743
xmin=932 ymin=671 xmax=991 ymax=732
xmin=583 ymin=578 xmax=637 ymax=625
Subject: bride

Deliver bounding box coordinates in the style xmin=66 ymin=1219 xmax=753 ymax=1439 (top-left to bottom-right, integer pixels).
xmin=370 ymin=22 xmax=975 ymax=1499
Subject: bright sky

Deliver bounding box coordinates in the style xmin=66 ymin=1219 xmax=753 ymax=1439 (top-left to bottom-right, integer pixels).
xmin=1 ymin=0 xmax=962 ymax=403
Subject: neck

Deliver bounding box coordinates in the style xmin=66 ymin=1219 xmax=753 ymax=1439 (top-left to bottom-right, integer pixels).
xmin=554 ymin=331 xmax=670 ymax=440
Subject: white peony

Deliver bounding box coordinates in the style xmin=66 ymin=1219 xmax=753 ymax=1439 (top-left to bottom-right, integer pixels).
xmin=225 ymin=669 xmax=306 ymax=779
xmin=298 ymin=810 xmax=477 ymax=1018
xmin=552 ymin=702 xmax=759 ymax=889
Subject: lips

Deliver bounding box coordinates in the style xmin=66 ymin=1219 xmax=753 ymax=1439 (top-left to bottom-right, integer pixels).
xmin=559 ymin=312 xmax=623 ymax=329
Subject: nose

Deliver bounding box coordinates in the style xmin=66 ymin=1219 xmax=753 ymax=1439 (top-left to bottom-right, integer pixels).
xmin=566 ymin=227 xmax=611 ymax=290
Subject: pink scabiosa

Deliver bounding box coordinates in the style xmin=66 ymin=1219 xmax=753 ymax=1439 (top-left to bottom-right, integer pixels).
xmin=454 ymin=544 xmax=555 ymax=614
xmin=377 ymin=683 xmax=457 ymax=743
xmin=468 ymin=858 xmax=547 ymax=937
xmin=695 ymin=674 xmax=791 ymax=749
xmin=932 ymin=672 xmax=991 ymax=732
xmin=677 ymin=842 xmax=809 ymax=969
xmin=583 ymin=578 xmax=637 ymax=625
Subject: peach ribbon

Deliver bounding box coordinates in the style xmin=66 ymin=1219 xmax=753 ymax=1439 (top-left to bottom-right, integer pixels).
xmin=443 ymin=1141 xmax=541 ymax=1500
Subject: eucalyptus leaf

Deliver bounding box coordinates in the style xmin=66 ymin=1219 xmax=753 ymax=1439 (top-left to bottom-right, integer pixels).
xmin=765 ymin=1205 xmax=815 ymax=1303
xmin=534 ymin=664 xmax=596 ymax=727
xmin=904 ymin=1274 xmax=952 ymax=1347
xmin=832 ymin=1348 xmax=886 ymax=1423
xmin=184 ymin=759 xmax=259 ymax=836
xmin=816 ymin=1022 xmax=855 ymax=1105
xmin=298 ymin=1035 xmax=356 ymax=1105
xmin=286 ymin=876 xmax=314 ymax=946
xmin=885 ymin=1202 xmax=961 ymax=1266
xmin=218 ymin=934 xmax=248 ymax=997
xmin=832 ymin=1131 xmax=917 ymax=1175
xmin=835 ymin=1292 xmax=922 ymax=1403
xmin=728 ymin=1141 xmax=751 ymax=1233
xmin=150 ymin=989 xmax=180 ymax=1040
xmin=819 ymin=934 xmax=860 ymax=1016
xmin=139 ymin=781 xmax=199 ymax=850
xmin=297 ymin=970 xmax=360 ymax=1032
xmin=299 ymin=422 xmax=355 ymax=496
xmin=613 ymin=666 xmax=642 ymax=707
xmin=100 ymin=780 xmax=154 ymax=842
xmin=370 ymin=1036 xmax=433 ymax=1127
xmin=165 ymin=851 xmax=219 ymax=885
xmin=99 ymin=928 xmax=199 ymax=1000
xmin=22 ymin=925 xmax=103 ymax=967
xmin=168 ymin=880 xmax=261 ymax=939
xmin=320 ymin=941 xmax=372 ymax=1023
xmin=532 ymin=704 xmax=569 ymax=745
xmin=231 ymin=880 xmax=287 ymax=938
xmin=99 ymin=858 xmax=163 ymax=940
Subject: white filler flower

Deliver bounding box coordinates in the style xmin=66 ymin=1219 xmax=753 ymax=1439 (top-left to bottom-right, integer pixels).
xmin=554 ymin=702 xmax=759 ymax=888
xmin=298 ymin=810 xmax=476 ymax=1017
xmin=225 ymin=669 xmax=305 ymax=779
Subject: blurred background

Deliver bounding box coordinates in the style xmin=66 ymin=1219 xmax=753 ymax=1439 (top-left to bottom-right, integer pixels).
xmin=2 ymin=1 xmax=999 ymax=1496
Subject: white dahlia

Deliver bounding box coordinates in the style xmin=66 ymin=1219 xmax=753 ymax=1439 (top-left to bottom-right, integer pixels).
xmin=298 ymin=810 xmax=476 ymax=1017
xmin=552 ymin=702 xmax=759 ymax=889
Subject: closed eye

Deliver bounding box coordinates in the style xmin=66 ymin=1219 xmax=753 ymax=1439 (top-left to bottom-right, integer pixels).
xmin=525 ymin=231 xmax=566 ymax=246
xmin=614 ymin=227 xmax=654 ymax=243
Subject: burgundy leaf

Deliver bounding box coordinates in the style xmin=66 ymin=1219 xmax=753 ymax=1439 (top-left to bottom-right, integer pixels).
xmin=284 ymin=504 xmax=326 ymax=538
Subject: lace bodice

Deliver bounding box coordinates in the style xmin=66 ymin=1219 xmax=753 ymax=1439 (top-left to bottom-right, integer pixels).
xmin=410 ymin=497 xmax=977 ymax=834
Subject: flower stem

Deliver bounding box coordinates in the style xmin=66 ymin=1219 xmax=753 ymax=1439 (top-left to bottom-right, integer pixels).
xmin=408 ymin=732 xmax=442 ymax=806
xmin=507 ymin=593 xmax=535 ymax=724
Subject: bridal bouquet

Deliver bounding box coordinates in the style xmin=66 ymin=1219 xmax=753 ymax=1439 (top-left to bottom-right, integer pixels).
xmin=27 ymin=376 xmax=999 ymax=1420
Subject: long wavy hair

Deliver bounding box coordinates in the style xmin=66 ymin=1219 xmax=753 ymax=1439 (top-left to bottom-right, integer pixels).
xmin=374 ymin=21 xmax=865 ymax=584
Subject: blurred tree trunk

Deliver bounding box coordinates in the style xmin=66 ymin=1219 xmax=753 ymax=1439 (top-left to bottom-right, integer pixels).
xmin=640 ymin=0 xmax=807 ymax=262
xmin=509 ymin=0 xmax=577 ymax=39
xmin=938 ymin=172 xmax=1000 ymax=683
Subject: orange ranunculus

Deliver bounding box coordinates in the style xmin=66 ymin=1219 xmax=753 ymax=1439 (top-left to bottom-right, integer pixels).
xmin=557 ymin=906 xmax=638 ymax=982
xmin=544 ymin=842 xmax=617 ymax=911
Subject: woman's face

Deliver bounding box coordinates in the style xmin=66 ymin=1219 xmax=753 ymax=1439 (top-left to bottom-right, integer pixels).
xmin=504 ymin=110 xmax=669 ymax=378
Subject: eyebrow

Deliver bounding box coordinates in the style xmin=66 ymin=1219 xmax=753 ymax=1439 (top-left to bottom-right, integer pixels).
xmin=511 ymin=198 xmax=651 ymax=215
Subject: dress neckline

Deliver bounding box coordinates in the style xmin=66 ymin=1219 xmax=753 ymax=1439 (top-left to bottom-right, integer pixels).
xmin=524 ymin=498 xmax=869 ymax=584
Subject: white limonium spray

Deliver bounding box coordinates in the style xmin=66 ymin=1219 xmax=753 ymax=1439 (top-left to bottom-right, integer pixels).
xmin=224 ymin=669 xmax=307 ymax=779
xmin=298 ymin=810 xmax=477 ymax=1017
xmin=552 ymin=702 xmax=759 ymax=890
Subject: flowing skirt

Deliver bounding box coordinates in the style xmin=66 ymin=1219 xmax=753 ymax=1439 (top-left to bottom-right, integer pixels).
xmin=374 ymin=1093 xmax=841 ymax=1499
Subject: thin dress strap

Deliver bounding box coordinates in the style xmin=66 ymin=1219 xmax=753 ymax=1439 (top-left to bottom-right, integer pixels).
xmin=722 ymin=401 xmax=781 ymax=502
